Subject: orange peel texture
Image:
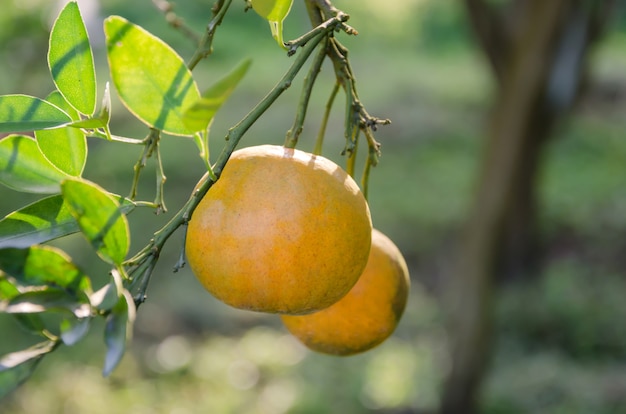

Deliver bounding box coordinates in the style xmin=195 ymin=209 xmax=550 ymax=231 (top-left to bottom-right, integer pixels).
xmin=281 ymin=229 xmax=410 ymax=355
xmin=185 ymin=145 xmax=372 ymax=315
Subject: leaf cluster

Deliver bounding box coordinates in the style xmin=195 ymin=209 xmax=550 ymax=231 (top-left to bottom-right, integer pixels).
xmin=0 ymin=1 xmax=248 ymax=396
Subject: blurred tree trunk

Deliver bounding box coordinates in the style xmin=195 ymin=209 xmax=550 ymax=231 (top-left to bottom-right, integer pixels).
xmin=439 ymin=1 xmax=614 ymax=413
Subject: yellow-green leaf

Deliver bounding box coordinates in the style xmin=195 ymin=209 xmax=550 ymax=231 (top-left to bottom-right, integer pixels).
xmin=0 ymin=135 xmax=69 ymax=194
xmin=61 ymin=178 xmax=130 ymax=265
xmin=0 ymin=95 xmax=71 ymax=133
xmin=35 ymin=91 xmax=87 ymax=176
xmin=104 ymin=16 xmax=200 ymax=136
xmin=183 ymin=59 xmax=252 ymax=132
xmin=0 ymin=246 xmax=91 ymax=294
xmin=48 ymin=1 xmax=97 ymax=115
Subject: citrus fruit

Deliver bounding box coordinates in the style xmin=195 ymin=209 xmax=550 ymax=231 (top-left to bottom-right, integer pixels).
xmin=185 ymin=144 xmax=372 ymax=315
xmin=280 ymin=229 xmax=410 ymax=355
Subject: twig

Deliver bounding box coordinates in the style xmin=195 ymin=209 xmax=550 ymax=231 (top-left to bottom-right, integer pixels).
xmin=309 ymin=0 xmax=358 ymax=35
xmin=128 ymin=129 xmax=159 ymax=201
xmin=152 ymin=0 xmax=201 ymax=43
xmin=187 ymin=0 xmax=232 ymax=70
xmin=153 ymin=133 xmax=167 ymax=214
xmin=285 ymin=14 xmax=347 ymax=56
xmin=304 ymin=0 xmax=389 ymax=191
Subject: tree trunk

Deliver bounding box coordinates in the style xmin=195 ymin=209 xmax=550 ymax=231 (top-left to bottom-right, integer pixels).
xmin=497 ymin=102 xmax=554 ymax=281
xmin=439 ymin=2 xmax=571 ymax=413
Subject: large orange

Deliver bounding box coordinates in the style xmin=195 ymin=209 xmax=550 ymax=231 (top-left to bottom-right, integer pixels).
xmin=185 ymin=144 xmax=372 ymax=315
xmin=281 ymin=229 xmax=410 ymax=355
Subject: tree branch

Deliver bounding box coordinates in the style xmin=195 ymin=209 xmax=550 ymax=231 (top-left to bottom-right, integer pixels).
xmin=463 ymin=0 xmax=510 ymax=84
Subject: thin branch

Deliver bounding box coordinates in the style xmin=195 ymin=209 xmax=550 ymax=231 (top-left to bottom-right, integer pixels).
xmin=128 ymin=129 xmax=159 ymax=202
xmin=153 ymin=133 xmax=167 ymax=214
xmin=309 ymin=0 xmax=357 ymax=34
xmin=187 ymin=0 xmax=232 ymax=70
xmin=285 ymin=14 xmax=347 ymax=56
xmin=152 ymin=0 xmax=201 ymax=42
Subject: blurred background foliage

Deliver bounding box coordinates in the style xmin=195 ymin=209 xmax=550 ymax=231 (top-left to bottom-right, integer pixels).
xmin=1 ymin=0 xmax=626 ymax=413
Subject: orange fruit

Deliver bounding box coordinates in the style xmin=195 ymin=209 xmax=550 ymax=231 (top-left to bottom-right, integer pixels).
xmin=185 ymin=144 xmax=372 ymax=315
xmin=281 ymin=229 xmax=410 ymax=355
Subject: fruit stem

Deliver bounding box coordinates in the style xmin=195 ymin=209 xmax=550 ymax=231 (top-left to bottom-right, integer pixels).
xmin=285 ymin=35 xmax=329 ymax=149
xmin=346 ymin=127 xmax=359 ymax=178
xmin=361 ymin=143 xmax=376 ymax=200
xmin=313 ymin=82 xmax=339 ymax=155
xmin=360 ymin=128 xmax=381 ymax=196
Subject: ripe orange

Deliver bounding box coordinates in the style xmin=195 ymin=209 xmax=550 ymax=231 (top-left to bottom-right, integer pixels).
xmin=185 ymin=144 xmax=372 ymax=315
xmin=280 ymin=229 xmax=410 ymax=355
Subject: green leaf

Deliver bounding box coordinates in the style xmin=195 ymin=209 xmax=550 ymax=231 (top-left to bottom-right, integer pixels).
xmin=0 ymin=340 xmax=56 ymax=371
xmin=0 ymin=135 xmax=70 ymax=194
xmin=1 ymin=274 xmax=49 ymax=337
xmin=48 ymin=1 xmax=96 ymax=115
xmin=60 ymin=317 xmax=90 ymax=346
xmin=68 ymin=117 xmax=106 ymax=129
xmin=90 ymin=281 xmax=119 ymax=311
xmin=251 ymin=0 xmax=294 ymax=49
xmin=13 ymin=314 xmax=47 ymax=337
xmin=0 ymin=274 xmax=20 ymax=301
xmin=61 ymin=178 xmax=130 ymax=265
xmin=0 ymin=194 xmax=135 ymax=250
xmin=46 ymin=91 xmax=80 ymax=121
xmin=183 ymin=59 xmax=252 ymax=132
xmin=0 ymin=95 xmax=71 ymax=133
xmin=0 ymin=195 xmax=78 ymax=248
xmin=3 ymin=288 xmax=91 ymax=318
xmin=0 ymin=340 xmax=57 ymax=399
xmin=104 ymin=16 xmax=200 ymax=136
xmin=68 ymin=82 xmax=112 ymax=131
xmin=103 ymin=291 xmax=135 ymax=377
xmin=35 ymin=91 xmax=87 ymax=176
xmin=99 ymin=81 xmax=112 ymax=125
xmin=0 ymin=246 xmax=91 ymax=293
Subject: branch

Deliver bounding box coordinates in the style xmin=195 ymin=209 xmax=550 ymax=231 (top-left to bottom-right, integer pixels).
xmin=285 ymin=14 xmax=348 ymax=56
xmin=463 ymin=0 xmax=510 ymax=83
xmin=187 ymin=0 xmax=232 ymax=70
xmin=307 ymin=0 xmax=358 ymax=35
xmin=152 ymin=0 xmax=200 ymax=43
